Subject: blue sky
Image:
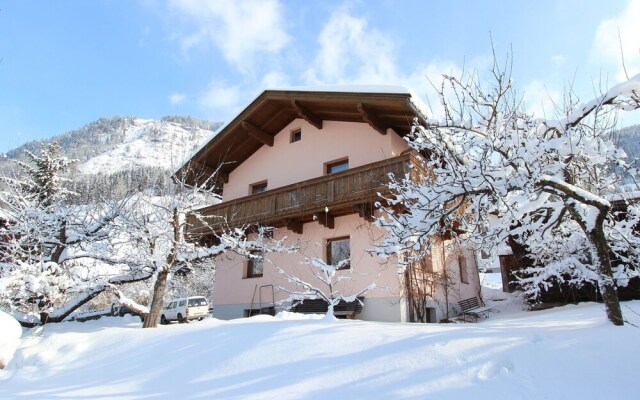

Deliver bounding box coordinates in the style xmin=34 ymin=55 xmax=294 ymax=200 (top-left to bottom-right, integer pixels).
xmin=1 ymin=0 xmax=638 ymax=153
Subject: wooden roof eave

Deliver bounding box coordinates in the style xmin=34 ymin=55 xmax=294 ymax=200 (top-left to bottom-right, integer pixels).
xmin=174 ymin=89 xmax=417 ymax=188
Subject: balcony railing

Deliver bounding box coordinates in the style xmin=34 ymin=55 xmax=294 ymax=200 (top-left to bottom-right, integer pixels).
xmin=186 ymin=153 xmax=424 ymax=235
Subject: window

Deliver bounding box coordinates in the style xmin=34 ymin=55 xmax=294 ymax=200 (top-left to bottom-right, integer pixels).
xmin=247 ymin=251 xmax=264 ymax=278
xmin=179 ymin=300 xmax=187 ymax=307
xmin=327 ymin=236 xmax=350 ymax=269
xmin=251 ymin=181 xmax=267 ymax=194
xmin=290 ymin=128 xmax=301 ymax=143
xmin=459 ymin=255 xmax=469 ymax=284
xmin=188 ymin=298 xmax=207 ymax=307
xmin=326 ymin=158 xmax=349 ymax=174
xmin=244 ymin=309 xmax=261 ymax=317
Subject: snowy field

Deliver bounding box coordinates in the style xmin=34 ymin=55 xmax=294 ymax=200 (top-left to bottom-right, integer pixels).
xmin=1 ymin=274 xmax=640 ymax=400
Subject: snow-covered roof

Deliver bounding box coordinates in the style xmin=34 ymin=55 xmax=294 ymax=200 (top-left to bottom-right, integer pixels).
xmin=608 ymin=190 xmax=640 ymax=202
xmin=270 ymin=84 xmax=413 ymax=94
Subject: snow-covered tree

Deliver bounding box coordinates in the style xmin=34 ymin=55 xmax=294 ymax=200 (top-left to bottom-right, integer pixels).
xmin=375 ymin=57 xmax=640 ymax=326
xmin=0 ymin=143 xmax=127 ymax=324
xmin=275 ymin=256 xmax=377 ymax=319
xmin=115 ymin=168 xmax=296 ymax=328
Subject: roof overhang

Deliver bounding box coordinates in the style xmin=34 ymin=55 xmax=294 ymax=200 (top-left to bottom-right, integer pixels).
xmin=174 ymin=86 xmax=423 ymax=192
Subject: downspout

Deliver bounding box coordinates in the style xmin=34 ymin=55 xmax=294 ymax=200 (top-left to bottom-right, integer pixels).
xmin=406 ymin=263 xmax=414 ymax=322
xmin=472 ymin=250 xmax=484 ymax=304
xmin=441 ymin=238 xmax=449 ymax=321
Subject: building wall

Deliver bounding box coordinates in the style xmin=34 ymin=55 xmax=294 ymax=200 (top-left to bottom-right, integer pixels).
xmin=358 ymin=297 xmax=405 ymax=322
xmin=212 ymin=213 xmax=405 ymax=320
xmin=222 ymin=119 xmax=410 ymax=201
xmin=212 ymin=297 xmax=406 ymax=322
xmin=212 ymin=214 xmax=481 ymax=322
xmin=391 ymin=234 xmax=482 ymax=323
xmin=211 ymin=118 xmax=482 ymax=323
xmin=426 ymin=237 xmax=482 ymax=321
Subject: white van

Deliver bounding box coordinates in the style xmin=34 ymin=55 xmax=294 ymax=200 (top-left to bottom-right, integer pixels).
xmin=160 ymin=296 xmax=210 ymax=324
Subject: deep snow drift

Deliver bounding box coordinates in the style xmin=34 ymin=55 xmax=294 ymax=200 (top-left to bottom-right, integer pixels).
xmin=1 ymin=277 xmax=639 ymax=400
xmin=0 ymin=310 xmax=21 ymax=369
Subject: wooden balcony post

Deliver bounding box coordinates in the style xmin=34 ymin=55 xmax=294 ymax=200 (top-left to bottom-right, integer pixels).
xmin=318 ymin=212 xmax=334 ymax=229
xmin=328 ymin=180 xmax=334 ymax=202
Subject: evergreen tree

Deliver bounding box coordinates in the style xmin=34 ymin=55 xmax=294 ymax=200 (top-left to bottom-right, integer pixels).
xmin=0 ymin=143 xmax=119 ymax=324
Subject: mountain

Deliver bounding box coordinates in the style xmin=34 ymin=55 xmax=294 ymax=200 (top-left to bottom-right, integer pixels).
xmin=2 ymin=118 xmax=636 ymax=202
xmin=3 ymin=115 xmax=221 ymax=173
xmin=0 ymin=115 xmax=222 ymax=202
xmin=613 ymin=124 xmax=640 ymax=186
xmin=616 ymin=124 xmax=640 ymax=162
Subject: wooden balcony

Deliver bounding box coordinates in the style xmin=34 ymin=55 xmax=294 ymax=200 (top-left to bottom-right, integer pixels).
xmin=186 ymin=153 xmax=424 ymax=236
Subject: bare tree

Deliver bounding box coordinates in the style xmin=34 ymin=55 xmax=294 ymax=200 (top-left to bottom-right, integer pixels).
xmin=114 ymin=161 xmax=298 ymax=328
xmin=275 ymin=256 xmax=378 ymax=319
xmin=404 ymin=255 xmax=458 ymax=322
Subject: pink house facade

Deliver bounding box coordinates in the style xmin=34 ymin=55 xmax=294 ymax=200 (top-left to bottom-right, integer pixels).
xmin=177 ymin=87 xmax=481 ymax=323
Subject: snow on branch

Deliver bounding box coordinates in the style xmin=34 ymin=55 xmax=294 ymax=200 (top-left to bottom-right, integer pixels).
xmin=274 ymin=256 xmax=378 ymax=320
xmin=373 ymin=52 xmax=640 ymax=325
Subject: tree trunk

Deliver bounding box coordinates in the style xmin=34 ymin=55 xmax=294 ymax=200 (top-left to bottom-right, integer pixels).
xmin=324 ymin=301 xmax=337 ymax=321
xmin=42 ymin=285 xmax=106 ymax=324
xmin=30 ymin=267 xmax=156 ymax=326
xmin=143 ymin=207 xmax=180 ymax=329
xmin=564 ymin=199 xmax=624 ymax=326
xmin=51 ymin=221 xmax=67 ymax=264
xmin=441 ymin=239 xmax=450 ymax=321
xmin=591 ymin=226 xmax=624 ymax=326
xmin=143 ymin=265 xmax=170 ymax=328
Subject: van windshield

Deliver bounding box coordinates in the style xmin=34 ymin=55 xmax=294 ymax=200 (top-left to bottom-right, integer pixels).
xmin=189 ymin=298 xmax=208 ymax=307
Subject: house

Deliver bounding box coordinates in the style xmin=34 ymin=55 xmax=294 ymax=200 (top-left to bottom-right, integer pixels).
xmin=175 ymin=86 xmax=482 ymax=323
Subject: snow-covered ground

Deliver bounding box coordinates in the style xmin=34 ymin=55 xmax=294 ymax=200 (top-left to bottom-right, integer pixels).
xmin=0 ymin=310 xmax=21 ymax=369
xmin=1 ymin=273 xmax=639 ymax=400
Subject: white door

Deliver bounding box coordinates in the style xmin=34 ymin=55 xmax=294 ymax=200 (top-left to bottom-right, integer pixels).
xmin=164 ymin=301 xmax=178 ymax=320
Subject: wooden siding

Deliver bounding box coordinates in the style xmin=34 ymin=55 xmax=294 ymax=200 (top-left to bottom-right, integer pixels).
xmin=186 ymin=153 xmax=423 ymax=235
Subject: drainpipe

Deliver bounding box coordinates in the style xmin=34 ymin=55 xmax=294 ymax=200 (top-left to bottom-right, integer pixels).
xmin=472 ymin=250 xmax=483 ymax=304
xmin=441 ymin=238 xmax=449 ymax=321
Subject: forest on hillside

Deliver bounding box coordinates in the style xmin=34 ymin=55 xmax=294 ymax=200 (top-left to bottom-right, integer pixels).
xmin=1 ymin=115 xmax=222 ymax=203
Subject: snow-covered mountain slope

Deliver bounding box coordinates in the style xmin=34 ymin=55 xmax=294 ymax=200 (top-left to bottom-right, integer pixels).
xmin=617 ymin=124 xmax=640 ymax=162
xmin=1 ymin=115 xmax=221 ymax=177
xmin=76 ymin=118 xmax=217 ymax=175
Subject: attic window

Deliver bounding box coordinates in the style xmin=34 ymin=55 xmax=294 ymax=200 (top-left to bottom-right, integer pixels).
xmin=326 ymin=158 xmax=349 ymax=174
xmin=290 ymin=128 xmax=301 ymax=143
xmin=250 ymin=181 xmax=268 ymax=194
